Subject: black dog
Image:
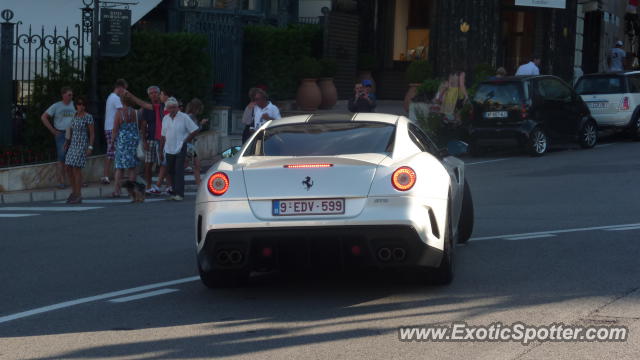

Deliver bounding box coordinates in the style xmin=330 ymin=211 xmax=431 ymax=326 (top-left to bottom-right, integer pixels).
xmin=122 ymin=180 xmax=146 ymax=203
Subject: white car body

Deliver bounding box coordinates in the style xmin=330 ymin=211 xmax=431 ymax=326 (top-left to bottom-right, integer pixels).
xmin=195 ymin=113 xmax=472 ymax=287
xmin=577 ymin=71 xmax=640 ymax=128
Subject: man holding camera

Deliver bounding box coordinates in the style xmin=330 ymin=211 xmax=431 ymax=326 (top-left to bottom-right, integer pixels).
xmin=348 ymin=82 xmax=376 ymax=113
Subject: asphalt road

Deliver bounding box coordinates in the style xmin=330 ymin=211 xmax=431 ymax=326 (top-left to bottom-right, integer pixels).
xmin=1 ymin=136 xmax=640 ymax=360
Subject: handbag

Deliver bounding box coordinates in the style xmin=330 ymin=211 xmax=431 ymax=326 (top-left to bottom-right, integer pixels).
xmin=135 ymin=110 xmax=145 ymax=161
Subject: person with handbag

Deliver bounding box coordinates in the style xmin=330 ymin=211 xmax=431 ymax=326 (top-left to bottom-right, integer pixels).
xmin=111 ymin=95 xmax=141 ymax=197
xmin=63 ymin=96 xmax=94 ymax=204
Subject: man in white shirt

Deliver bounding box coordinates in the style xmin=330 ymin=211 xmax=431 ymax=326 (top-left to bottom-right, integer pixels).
xmin=40 ymin=86 xmax=75 ymax=188
xmin=515 ymin=55 xmax=541 ymax=76
xmin=102 ymin=79 xmax=127 ymax=184
xmin=252 ymin=89 xmax=281 ymax=130
xmin=159 ymin=97 xmax=199 ymax=201
xmin=607 ymin=41 xmax=626 ymax=72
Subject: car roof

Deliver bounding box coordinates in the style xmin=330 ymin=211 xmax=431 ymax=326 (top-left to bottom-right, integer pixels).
xmin=580 ymin=71 xmax=640 ymax=77
xmin=479 ymin=75 xmax=560 ymax=84
xmin=266 ymin=113 xmax=402 ymax=128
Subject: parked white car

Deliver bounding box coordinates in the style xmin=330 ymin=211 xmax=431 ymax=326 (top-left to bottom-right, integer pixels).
xmin=575 ymin=71 xmax=640 ymax=139
xmin=195 ymin=113 xmax=474 ymax=288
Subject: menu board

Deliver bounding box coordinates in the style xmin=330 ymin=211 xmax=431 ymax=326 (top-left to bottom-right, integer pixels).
xmin=100 ymin=9 xmax=131 ymax=57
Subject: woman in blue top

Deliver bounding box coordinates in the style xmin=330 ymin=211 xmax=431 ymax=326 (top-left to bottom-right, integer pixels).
xmin=112 ymin=96 xmax=140 ymax=197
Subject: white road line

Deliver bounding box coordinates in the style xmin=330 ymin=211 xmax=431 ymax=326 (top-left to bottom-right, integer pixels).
xmin=604 ymin=225 xmax=640 ymax=232
xmin=0 ymin=276 xmax=199 ymax=324
xmin=503 ymin=234 xmax=556 ymax=241
xmin=153 ymin=175 xmax=195 ymax=181
xmin=108 ymin=288 xmax=179 ymax=303
xmin=465 ymin=158 xmax=509 ymax=166
xmin=52 ymin=199 xmax=165 ymax=204
xmin=471 ymin=222 xmax=640 ymax=241
xmin=596 ymin=144 xmax=615 ymax=148
xmin=0 ymin=206 xmax=102 ymax=212
xmin=0 ymin=214 xmax=39 ymax=218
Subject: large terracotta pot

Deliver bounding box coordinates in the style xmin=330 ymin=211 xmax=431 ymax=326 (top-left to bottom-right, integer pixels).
xmin=296 ymin=79 xmax=322 ymax=111
xmin=318 ymin=78 xmax=338 ymax=109
xmin=403 ymin=83 xmax=421 ymax=113
xmin=358 ymin=71 xmax=376 ymax=93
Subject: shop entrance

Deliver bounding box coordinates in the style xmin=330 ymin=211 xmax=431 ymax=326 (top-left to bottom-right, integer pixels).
xmin=501 ymin=9 xmax=537 ymax=74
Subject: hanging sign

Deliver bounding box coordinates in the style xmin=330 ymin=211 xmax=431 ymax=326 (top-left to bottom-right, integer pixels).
xmin=100 ymin=8 xmax=131 ymax=57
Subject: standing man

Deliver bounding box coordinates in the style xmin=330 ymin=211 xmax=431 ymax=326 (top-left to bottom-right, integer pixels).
xmin=41 ymin=87 xmax=75 ymax=189
xmin=102 ymin=79 xmax=128 ymax=184
xmin=515 ymin=55 xmax=541 ymax=76
xmin=348 ymin=83 xmax=375 ymax=113
xmin=607 ymin=41 xmax=626 ymax=73
xmin=126 ymin=86 xmax=165 ymax=194
xmin=252 ymin=89 xmax=281 ymax=130
xmin=159 ymin=97 xmax=199 ymax=201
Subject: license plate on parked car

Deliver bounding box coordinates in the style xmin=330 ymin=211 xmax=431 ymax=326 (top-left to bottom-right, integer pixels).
xmin=272 ymin=198 xmax=345 ymax=216
xmin=484 ymin=111 xmax=508 ymax=118
xmin=587 ymin=102 xmax=608 ymax=109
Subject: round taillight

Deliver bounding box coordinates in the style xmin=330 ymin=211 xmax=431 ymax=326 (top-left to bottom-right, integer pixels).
xmin=391 ymin=167 xmax=416 ymax=191
xmin=207 ymin=172 xmax=229 ymax=196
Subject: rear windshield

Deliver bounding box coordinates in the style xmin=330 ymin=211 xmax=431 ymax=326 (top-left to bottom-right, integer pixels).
xmin=575 ymin=76 xmax=626 ymax=95
xmin=473 ymin=83 xmax=524 ymax=105
xmin=248 ymin=122 xmax=395 ymax=156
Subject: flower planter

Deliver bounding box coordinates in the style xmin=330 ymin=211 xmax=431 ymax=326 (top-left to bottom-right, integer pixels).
xmin=296 ymin=78 xmax=322 ymax=111
xmin=318 ymin=78 xmax=338 ymax=109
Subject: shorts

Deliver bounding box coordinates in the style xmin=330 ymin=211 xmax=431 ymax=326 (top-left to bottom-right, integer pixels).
xmin=105 ymin=130 xmax=115 ymax=160
xmin=144 ymin=140 xmax=160 ymax=164
xmin=55 ymin=131 xmax=67 ymax=163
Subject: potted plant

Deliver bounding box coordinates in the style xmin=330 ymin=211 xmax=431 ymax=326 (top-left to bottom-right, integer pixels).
xmin=404 ymin=60 xmax=433 ymax=112
xmin=358 ymin=53 xmax=377 ymax=93
xmin=318 ymin=58 xmax=338 ymax=109
xmin=409 ymin=78 xmax=441 ymax=122
xmin=294 ymin=56 xmax=323 ymax=111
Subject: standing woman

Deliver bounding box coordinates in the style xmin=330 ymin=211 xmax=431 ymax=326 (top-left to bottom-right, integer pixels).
xmin=63 ymin=96 xmax=94 ymax=204
xmin=112 ymin=95 xmax=140 ymax=197
xmin=185 ymin=98 xmax=209 ymax=185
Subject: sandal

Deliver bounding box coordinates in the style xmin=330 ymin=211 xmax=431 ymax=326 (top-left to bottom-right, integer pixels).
xmin=101 ymin=177 xmax=111 ymax=185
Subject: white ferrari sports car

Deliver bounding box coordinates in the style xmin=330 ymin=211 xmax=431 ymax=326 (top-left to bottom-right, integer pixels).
xmin=195 ymin=113 xmax=474 ymax=287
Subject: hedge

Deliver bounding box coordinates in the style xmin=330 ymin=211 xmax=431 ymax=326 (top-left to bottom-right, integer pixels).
xmin=243 ymin=24 xmax=323 ymax=101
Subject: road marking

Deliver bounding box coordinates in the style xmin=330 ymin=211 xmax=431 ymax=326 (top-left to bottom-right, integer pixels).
xmin=0 ymin=276 xmax=199 ymax=324
xmin=153 ymin=175 xmax=195 ymax=182
xmin=0 ymin=214 xmax=39 ymax=218
xmin=503 ymin=233 xmax=556 ymax=241
xmin=596 ymin=143 xmax=615 ymax=148
xmin=471 ymin=222 xmax=640 ymax=241
xmin=604 ymin=225 xmax=640 ymax=231
xmin=51 ymin=198 xmax=165 ymax=204
xmin=0 ymin=206 xmax=102 ymax=212
xmin=108 ymin=288 xmax=179 ymax=303
xmin=465 ymin=158 xmax=509 ymax=166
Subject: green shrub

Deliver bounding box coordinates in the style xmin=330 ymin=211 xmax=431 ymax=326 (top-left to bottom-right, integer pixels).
xmin=406 ymin=60 xmax=433 ymax=84
xmin=358 ymin=53 xmax=376 ymax=71
xmin=294 ymin=56 xmax=322 ymax=79
xmin=319 ymin=58 xmax=338 ymax=78
xmin=98 ymin=31 xmax=211 ymax=107
xmin=243 ymin=24 xmax=323 ymax=100
xmin=415 ymin=78 xmax=441 ymax=101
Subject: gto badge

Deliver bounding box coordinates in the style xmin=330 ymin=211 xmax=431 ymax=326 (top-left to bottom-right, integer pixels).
xmin=302 ymin=176 xmax=314 ymax=191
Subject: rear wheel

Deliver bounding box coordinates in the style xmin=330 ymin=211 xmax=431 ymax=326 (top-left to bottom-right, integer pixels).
xmin=579 ymin=120 xmax=598 ymax=149
xmin=198 ymin=261 xmax=249 ymax=289
xmin=628 ymin=115 xmax=640 ymax=141
xmin=527 ymin=128 xmax=548 ymax=156
xmin=457 ymin=180 xmax=474 ymax=244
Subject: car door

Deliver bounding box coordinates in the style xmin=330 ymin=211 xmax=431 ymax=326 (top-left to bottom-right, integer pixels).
xmin=534 ymin=77 xmax=581 ymax=139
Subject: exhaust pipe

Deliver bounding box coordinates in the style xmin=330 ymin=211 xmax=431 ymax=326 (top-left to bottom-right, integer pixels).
xmin=392 ymin=248 xmax=406 ymax=262
xmin=229 ymin=250 xmax=244 ymax=264
xmin=216 ymin=250 xmax=230 ymax=265
xmin=377 ymin=247 xmax=392 ymax=262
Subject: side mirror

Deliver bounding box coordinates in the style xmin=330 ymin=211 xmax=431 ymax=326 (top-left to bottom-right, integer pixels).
xmin=446 ymin=140 xmax=468 ymax=157
xmin=221 ymin=145 xmax=242 ymax=159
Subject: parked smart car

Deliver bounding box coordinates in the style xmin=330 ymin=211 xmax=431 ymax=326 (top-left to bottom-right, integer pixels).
xmin=575 ymin=71 xmax=640 ymax=140
xmin=469 ymin=75 xmax=598 ymax=156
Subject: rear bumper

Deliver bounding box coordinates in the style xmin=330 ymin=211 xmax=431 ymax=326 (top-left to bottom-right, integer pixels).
xmin=196 ymin=225 xmax=444 ymax=272
xmin=469 ymin=124 xmax=531 ymax=144
xmin=591 ymin=112 xmax=632 ymax=127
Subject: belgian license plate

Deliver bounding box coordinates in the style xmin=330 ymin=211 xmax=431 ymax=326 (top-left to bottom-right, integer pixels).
xmin=587 ymin=102 xmax=607 ymax=109
xmin=272 ymin=198 xmax=345 ymax=216
xmin=484 ymin=111 xmax=508 ymax=118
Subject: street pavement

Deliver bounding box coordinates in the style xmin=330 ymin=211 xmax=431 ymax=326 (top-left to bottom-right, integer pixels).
xmin=1 ymin=135 xmax=640 ymax=359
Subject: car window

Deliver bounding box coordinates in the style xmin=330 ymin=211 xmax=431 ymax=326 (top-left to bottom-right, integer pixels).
xmin=408 ymin=123 xmax=438 ymax=155
xmin=575 ymin=76 xmax=626 ymax=95
xmin=537 ymin=78 xmax=573 ymax=102
xmin=473 ymin=82 xmax=524 ymax=105
xmin=246 ymin=122 xmax=396 ymax=156
xmin=629 ymin=76 xmax=640 ymax=93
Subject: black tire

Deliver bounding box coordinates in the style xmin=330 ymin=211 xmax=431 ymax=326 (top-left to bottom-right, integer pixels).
xmin=198 ymin=262 xmax=249 ymax=289
xmin=628 ymin=114 xmax=640 ymax=141
xmin=579 ymin=120 xmax=598 ymax=149
xmin=429 ymin=201 xmax=454 ymax=285
xmin=457 ymin=180 xmax=474 ymax=244
xmin=527 ymin=128 xmax=548 ymax=156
